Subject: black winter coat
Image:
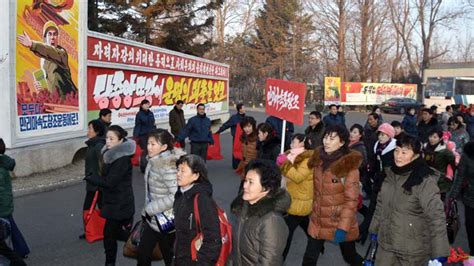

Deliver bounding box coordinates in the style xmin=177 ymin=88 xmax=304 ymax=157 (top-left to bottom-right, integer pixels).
xmin=169 ymin=106 xmax=186 ymax=137
xmin=257 ymin=138 xmax=281 ymax=161
xmin=84 ymin=137 xmax=105 ymax=192
xmin=133 ymin=109 xmax=156 ymax=138
xmin=449 ymin=141 xmax=474 ymax=208
xmin=371 ymin=139 xmax=396 ymax=193
xmin=417 ymin=118 xmax=440 ymax=143
xmin=173 ymin=183 xmax=221 ymax=265
xmin=305 ymin=122 xmax=325 ymax=149
xmin=85 ymin=140 xmax=136 ymax=220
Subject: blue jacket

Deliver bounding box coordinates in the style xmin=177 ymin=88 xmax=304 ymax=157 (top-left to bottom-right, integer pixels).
xmin=217 ymin=113 xmax=245 ymax=137
xmin=178 ymin=114 xmax=214 ymax=144
xmin=402 ymin=114 xmax=418 ymax=137
xmin=265 ymin=116 xmax=294 ymax=150
xmin=133 ymin=109 xmax=156 ymax=138
xmin=323 ymin=113 xmax=346 ymax=128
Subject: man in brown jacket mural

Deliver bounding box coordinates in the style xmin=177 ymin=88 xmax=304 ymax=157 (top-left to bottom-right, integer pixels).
xmin=17 ymin=21 xmax=77 ymax=100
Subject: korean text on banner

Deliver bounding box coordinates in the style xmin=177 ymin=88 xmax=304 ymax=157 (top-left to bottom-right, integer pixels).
xmin=265 ymin=79 xmax=306 ymax=125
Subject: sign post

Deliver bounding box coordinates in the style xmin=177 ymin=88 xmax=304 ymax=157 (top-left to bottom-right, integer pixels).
xmin=265 ymin=79 xmax=306 ymax=154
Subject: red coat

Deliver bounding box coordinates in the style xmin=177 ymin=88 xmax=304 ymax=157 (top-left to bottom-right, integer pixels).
xmin=307 ymin=148 xmax=362 ymax=241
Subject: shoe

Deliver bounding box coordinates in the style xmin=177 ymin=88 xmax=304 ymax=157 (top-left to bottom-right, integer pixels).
xmin=78 ymin=233 xmax=86 ymax=239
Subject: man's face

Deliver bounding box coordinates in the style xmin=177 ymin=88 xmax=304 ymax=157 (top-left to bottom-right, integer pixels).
xmin=422 ymin=111 xmax=432 ymax=122
xmin=330 ymin=106 xmax=338 ymax=115
xmin=308 ymin=114 xmax=320 ymax=127
xmin=102 ymin=113 xmax=112 ymax=123
xmin=45 ymin=29 xmax=58 ymax=46
xmin=197 ymin=105 xmax=205 ymax=115
xmin=368 ymin=115 xmax=378 ymax=128
xmin=239 ymin=106 xmax=245 ymax=114
xmin=176 ymin=103 xmax=183 ymax=110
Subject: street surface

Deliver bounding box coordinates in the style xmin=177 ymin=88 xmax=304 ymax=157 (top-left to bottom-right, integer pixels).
xmin=12 ymin=110 xmax=470 ymax=265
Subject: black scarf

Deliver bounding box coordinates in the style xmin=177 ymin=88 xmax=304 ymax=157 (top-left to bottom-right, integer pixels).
xmin=376 ymin=141 xmax=390 ymax=156
xmin=391 ymin=157 xmax=434 ymax=193
xmin=320 ymin=148 xmax=347 ymax=171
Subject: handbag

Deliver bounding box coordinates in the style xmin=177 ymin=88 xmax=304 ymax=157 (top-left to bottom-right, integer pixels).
xmin=445 ymin=198 xmax=459 ymax=244
xmin=83 ymin=191 xmax=106 ymax=243
xmin=123 ymin=220 xmax=163 ymax=260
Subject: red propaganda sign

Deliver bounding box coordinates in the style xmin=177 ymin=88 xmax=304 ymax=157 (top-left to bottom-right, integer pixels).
xmin=265 ymin=79 xmax=306 ymax=125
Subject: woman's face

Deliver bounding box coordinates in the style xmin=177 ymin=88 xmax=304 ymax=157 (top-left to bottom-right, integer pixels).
xmin=323 ymin=132 xmax=344 ymax=154
xmin=141 ymin=103 xmax=150 ymax=111
xmin=176 ymin=162 xmax=199 ymax=189
xmin=258 ymin=130 xmax=268 ymax=142
xmin=349 ymin=128 xmax=362 ymax=142
xmin=242 ymin=170 xmax=269 ymax=205
xmin=87 ymin=124 xmax=97 ymax=139
xmin=449 ymin=122 xmax=459 ymax=131
xmin=290 ymin=138 xmax=304 ymax=149
xmin=106 ymin=131 xmax=123 ymax=149
xmin=457 ymin=116 xmax=464 ymax=124
xmin=409 ymin=108 xmax=416 ymax=115
xmin=394 ymin=146 xmax=418 ymax=167
xmin=243 ymin=124 xmax=254 ymax=135
xmin=147 ymin=137 xmax=167 ymax=158
xmin=429 ymin=133 xmax=441 ymax=146
xmin=394 ymin=126 xmax=402 ymax=136
xmin=375 ymin=108 xmax=381 ymax=115
xmin=378 ymin=132 xmax=390 ymax=144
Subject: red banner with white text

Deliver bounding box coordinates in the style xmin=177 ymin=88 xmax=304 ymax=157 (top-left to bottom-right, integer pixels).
xmin=265 ymin=79 xmax=306 ymax=125
xmin=340 ymin=82 xmax=417 ymax=105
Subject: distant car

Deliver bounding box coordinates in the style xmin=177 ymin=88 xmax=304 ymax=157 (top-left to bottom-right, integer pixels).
xmin=380 ymin=97 xmax=422 ymax=114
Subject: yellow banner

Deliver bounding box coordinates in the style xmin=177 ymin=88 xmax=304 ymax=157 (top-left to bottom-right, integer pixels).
xmin=324 ymin=77 xmax=341 ymax=104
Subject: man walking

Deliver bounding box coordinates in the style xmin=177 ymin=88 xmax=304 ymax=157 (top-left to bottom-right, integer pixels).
xmin=178 ymin=103 xmax=214 ymax=161
xmin=216 ymin=103 xmax=246 ymax=169
xmin=169 ymin=100 xmax=186 ymax=148
xmin=323 ymin=104 xmax=346 ymax=128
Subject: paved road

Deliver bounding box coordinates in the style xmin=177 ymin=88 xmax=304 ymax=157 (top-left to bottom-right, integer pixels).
xmin=12 ymin=111 xmax=470 ymax=265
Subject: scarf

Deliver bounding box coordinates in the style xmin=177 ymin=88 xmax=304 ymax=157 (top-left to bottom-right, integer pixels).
xmin=376 ymin=140 xmax=390 ymax=156
xmin=320 ymin=148 xmax=346 ymax=171
xmin=287 ymin=147 xmax=305 ymax=164
xmin=349 ymin=139 xmax=359 ymax=147
xmin=391 ymin=157 xmax=433 ymax=193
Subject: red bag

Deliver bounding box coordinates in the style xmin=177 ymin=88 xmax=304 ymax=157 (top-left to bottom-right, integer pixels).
xmin=83 ymin=191 xmax=106 ymax=243
xmin=131 ymin=138 xmax=143 ymax=167
xmin=207 ymin=134 xmax=224 ymax=160
xmin=191 ymin=194 xmax=232 ymax=266
xmin=233 ymin=125 xmax=243 ymax=160
xmin=175 ymin=142 xmax=182 ymax=148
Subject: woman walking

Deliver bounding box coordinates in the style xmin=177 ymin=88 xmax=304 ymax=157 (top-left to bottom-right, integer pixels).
xmin=137 ymin=129 xmax=185 ymax=266
xmin=173 ymin=155 xmax=221 ymax=265
xmin=401 ymin=106 xmax=418 ymax=137
xmin=369 ymin=134 xmax=449 ymax=264
xmin=307 ymin=125 xmax=364 ymax=265
xmin=231 ymin=159 xmax=290 ymax=265
xmin=236 ymin=116 xmax=258 ymax=179
xmin=448 ymin=116 xmax=470 ymax=153
xmin=133 ymin=99 xmax=156 ymax=172
xmin=85 ymin=126 xmax=135 ymax=266
xmin=256 ymin=123 xmax=281 ymax=161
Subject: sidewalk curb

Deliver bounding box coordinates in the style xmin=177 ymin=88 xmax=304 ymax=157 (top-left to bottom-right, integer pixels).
xmin=13 ymin=176 xmax=84 ymax=198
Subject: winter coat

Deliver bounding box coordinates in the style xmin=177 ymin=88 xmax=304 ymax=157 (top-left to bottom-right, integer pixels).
xmin=169 ymin=106 xmax=186 ymax=137
xmin=371 ymin=139 xmax=396 ymax=193
xmin=350 ymin=141 xmax=368 ymax=169
xmin=450 ymin=127 xmax=470 ymax=153
xmin=85 ymin=139 xmax=136 ymax=220
xmin=305 ymin=122 xmax=325 ymax=150
xmin=369 ymin=165 xmax=449 ymax=259
xmin=280 ymin=150 xmax=314 ymax=216
xmin=265 ymin=116 xmax=294 ymax=150
xmin=441 ymin=112 xmax=453 ymax=131
xmin=418 ymin=117 xmax=440 ymax=143
xmin=231 ymin=189 xmax=290 ymax=266
xmin=467 ymin=114 xmax=474 ymax=139
xmin=216 ymin=112 xmax=245 ymax=138
xmin=423 ymin=142 xmax=455 ymax=193
xmin=178 ymin=114 xmax=213 ymax=144
xmin=257 ymin=138 xmax=281 ymax=161
xmin=173 ymin=183 xmax=221 ymax=265
xmin=402 ymin=113 xmax=418 ymax=137
xmin=143 ymin=148 xmax=185 ymax=232
xmin=323 ymin=113 xmax=346 ymax=128
xmin=0 ymin=155 xmax=15 ymax=217
xmin=84 ymin=137 xmax=105 ymax=192
xmin=236 ymin=134 xmax=257 ymax=178
xmin=307 ymin=148 xmax=362 ymax=242
xmin=133 ymin=109 xmax=156 ymax=138
xmin=364 ymin=121 xmax=382 ymax=159
xmin=449 ymin=142 xmax=474 ymax=208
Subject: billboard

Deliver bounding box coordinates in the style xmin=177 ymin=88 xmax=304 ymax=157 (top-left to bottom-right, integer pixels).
xmin=16 ymin=0 xmax=80 ymax=135
xmin=340 ymin=82 xmax=417 ymax=105
xmin=265 ymin=79 xmax=306 ymax=125
xmin=324 ymin=77 xmax=341 ymax=105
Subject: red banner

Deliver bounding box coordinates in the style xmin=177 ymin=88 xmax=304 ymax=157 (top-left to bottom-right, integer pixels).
xmin=340 ymin=82 xmax=417 ymax=105
xmin=87 ymin=36 xmax=229 ymax=79
xmin=265 ymin=79 xmax=306 ymax=125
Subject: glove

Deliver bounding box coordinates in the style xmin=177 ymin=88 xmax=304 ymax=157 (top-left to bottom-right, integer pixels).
xmin=433 ymin=257 xmax=447 ymax=263
xmin=428 ymin=257 xmax=447 ymax=266
xmin=333 ymin=229 xmax=347 ymax=243
xmin=276 ymin=154 xmax=288 ymax=167
xmin=369 ymin=233 xmax=377 ymax=242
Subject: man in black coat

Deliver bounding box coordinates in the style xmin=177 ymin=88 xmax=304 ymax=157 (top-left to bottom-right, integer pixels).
xmin=169 ymin=100 xmax=186 ymax=148
xmin=417 ymin=108 xmax=440 ymax=143
xmin=216 ymin=103 xmax=246 ymax=169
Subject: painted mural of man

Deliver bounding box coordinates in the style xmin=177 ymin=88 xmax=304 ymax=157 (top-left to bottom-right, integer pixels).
xmin=17 ymin=21 xmax=77 ymax=100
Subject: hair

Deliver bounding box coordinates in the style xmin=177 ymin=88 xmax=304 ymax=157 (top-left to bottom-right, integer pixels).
xmin=244 ymin=159 xmax=282 ymax=197
xmin=0 ymin=138 xmax=5 ymax=155
xmin=176 ymin=154 xmax=210 ymax=184
xmin=107 ymin=125 xmax=128 ymax=140
xmin=197 ymin=103 xmax=205 ymax=109
xmin=240 ymin=116 xmax=257 ymax=142
xmin=422 ymin=107 xmax=433 ymax=115
xmin=420 ymin=104 xmax=426 ymax=108
xmin=446 ymin=105 xmax=452 ymax=112
xmin=257 ymin=122 xmax=274 ymax=141
xmin=368 ymin=112 xmax=379 ymax=120
xmin=99 ymin=108 xmax=112 ymax=118
xmin=236 ymin=103 xmax=244 ymax=112
xmin=148 ymin=129 xmax=175 ymax=151
xmin=372 ymin=105 xmax=380 ymax=112
xmin=291 ymin=133 xmax=306 ymax=143
xmin=448 ymin=116 xmax=463 ymax=129
xmin=176 ymin=100 xmax=184 ymax=105
xmin=309 ymin=111 xmax=322 ymax=119
xmin=428 ymin=128 xmax=444 ymax=144
xmin=88 ymin=119 xmax=105 ymax=137
xmin=391 ymin=120 xmax=403 ymax=129
xmin=455 ymin=114 xmax=465 ymax=123
xmin=323 ymin=124 xmax=350 ymax=153
xmin=396 ymin=134 xmax=422 ymax=155
xmin=350 ymin=124 xmax=364 ymax=138
xmin=430 ymin=105 xmax=438 ymax=111
xmin=328 ymin=104 xmax=337 ymax=109
xmin=407 ymin=106 xmax=416 ymax=113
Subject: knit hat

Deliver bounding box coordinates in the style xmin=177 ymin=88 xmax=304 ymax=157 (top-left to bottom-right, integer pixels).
xmin=377 ymin=123 xmax=395 ymax=139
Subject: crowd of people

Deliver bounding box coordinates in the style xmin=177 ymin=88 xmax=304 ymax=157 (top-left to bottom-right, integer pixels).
xmin=1 ymin=101 xmax=474 ymax=265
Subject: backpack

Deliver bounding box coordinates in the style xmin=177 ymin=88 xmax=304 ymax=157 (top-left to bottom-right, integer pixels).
xmin=191 ymin=193 xmax=232 ymax=266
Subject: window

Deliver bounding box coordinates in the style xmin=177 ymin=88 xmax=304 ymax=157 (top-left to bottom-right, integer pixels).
xmin=455 ymin=79 xmax=474 ymax=95
xmin=426 ymin=77 xmax=454 ymax=97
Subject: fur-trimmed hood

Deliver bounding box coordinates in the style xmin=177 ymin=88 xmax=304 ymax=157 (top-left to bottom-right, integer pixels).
xmin=308 ymin=147 xmax=362 ymax=177
xmin=423 ymin=142 xmax=448 ymax=152
xmin=102 ymin=139 xmax=136 ymax=164
xmin=231 ymin=189 xmax=290 ymax=217
xmin=148 ymin=148 xmax=186 ymax=169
